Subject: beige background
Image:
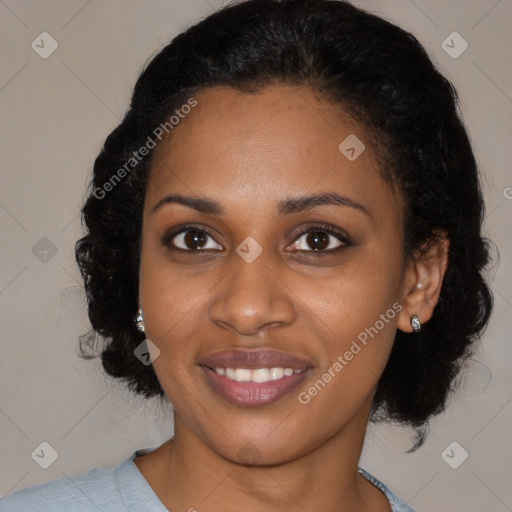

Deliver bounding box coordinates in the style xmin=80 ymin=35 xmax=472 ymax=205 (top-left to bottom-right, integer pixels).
xmin=1 ymin=0 xmax=511 ymax=510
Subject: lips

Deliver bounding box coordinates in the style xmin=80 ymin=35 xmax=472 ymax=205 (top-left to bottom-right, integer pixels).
xmin=198 ymin=349 xmax=313 ymax=407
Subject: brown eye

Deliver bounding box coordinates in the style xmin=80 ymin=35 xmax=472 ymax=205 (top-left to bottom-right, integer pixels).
xmin=288 ymin=223 xmax=352 ymax=254
xmin=184 ymin=230 xmax=208 ymax=249
xmin=164 ymin=227 xmax=223 ymax=251
xmin=306 ymin=231 xmax=330 ymax=251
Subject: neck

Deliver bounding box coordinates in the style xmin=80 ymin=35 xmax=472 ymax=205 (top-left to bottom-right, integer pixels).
xmin=135 ymin=403 xmax=390 ymax=511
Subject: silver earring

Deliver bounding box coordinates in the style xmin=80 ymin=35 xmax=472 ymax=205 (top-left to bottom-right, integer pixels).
xmin=410 ymin=314 xmax=421 ymax=333
xmin=135 ymin=308 xmax=145 ymax=333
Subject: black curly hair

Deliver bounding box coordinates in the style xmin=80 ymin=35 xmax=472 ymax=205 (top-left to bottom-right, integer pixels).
xmin=75 ymin=0 xmax=494 ymax=438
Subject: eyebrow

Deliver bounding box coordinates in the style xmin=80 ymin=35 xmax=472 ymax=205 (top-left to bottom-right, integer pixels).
xmin=151 ymin=192 xmax=371 ymax=219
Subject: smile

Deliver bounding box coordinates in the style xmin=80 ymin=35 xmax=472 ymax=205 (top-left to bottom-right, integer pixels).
xmin=198 ymin=349 xmax=313 ymax=407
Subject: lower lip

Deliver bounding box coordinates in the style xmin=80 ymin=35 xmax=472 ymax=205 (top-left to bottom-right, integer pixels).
xmin=201 ymin=366 xmax=311 ymax=407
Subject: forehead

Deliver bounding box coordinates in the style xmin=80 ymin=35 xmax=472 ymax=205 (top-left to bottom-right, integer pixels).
xmin=146 ymin=85 xmax=401 ymax=222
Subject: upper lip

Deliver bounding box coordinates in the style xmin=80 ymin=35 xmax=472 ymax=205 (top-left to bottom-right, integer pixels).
xmin=198 ymin=349 xmax=313 ymax=370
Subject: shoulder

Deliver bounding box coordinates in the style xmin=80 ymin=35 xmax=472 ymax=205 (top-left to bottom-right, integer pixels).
xmin=0 ymin=461 xmax=125 ymax=512
xmin=358 ymin=468 xmax=416 ymax=512
xmin=1 ymin=449 xmax=168 ymax=512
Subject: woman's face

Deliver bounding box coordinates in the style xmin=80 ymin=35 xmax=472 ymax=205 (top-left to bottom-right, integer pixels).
xmin=139 ymin=84 xmax=410 ymax=464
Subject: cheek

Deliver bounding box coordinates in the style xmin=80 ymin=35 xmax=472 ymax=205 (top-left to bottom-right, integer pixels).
xmin=298 ymin=248 xmax=403 ymax=401
xmin=305 ymin=245 xmax=402 ymax=333
xmin=294 ymin=276 xmax=400 ymax=436
xmin=139 ymin=258 xmax=208 ymax=402
xmin=138 ymin=245 xmax=222 ymax=342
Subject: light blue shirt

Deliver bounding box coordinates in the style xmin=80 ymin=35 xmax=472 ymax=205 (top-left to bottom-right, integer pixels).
xmin=1 ymin=449 xmax=415 ymax=511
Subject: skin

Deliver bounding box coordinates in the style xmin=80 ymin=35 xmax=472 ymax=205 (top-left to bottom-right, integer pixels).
xmin=133 ymin=84 xmax=449 ymax=512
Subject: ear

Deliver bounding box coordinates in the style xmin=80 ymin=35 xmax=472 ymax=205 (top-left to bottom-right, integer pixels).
xmin=397 ymin=231 xmax=450 ymax=333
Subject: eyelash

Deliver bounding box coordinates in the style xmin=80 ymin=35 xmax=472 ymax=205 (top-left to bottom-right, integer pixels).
xmin=161 ymin=223 xmax=352 ymax=256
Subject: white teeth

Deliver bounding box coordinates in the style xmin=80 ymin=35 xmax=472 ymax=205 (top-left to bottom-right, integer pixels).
xmin=214 ymin=367 xmax=302 ymax=383
xmin=252 ymin=368 xmax=270 ymax=382
xmin=270 ymin=367 xmax=284 ymax=380
xmin=234 ymin=368 xmax=252 ymax=382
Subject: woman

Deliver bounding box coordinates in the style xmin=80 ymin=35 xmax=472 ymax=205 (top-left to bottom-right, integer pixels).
xmin=0 ymin=0 xmax=493 ymax=510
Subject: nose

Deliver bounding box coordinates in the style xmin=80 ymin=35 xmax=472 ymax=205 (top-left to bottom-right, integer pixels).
xmin=209 ymin=250 xmax=296 ymax=337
